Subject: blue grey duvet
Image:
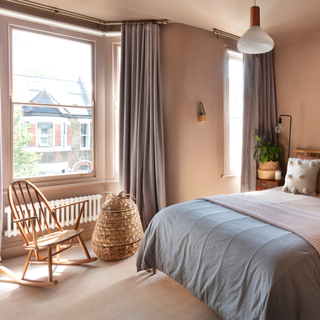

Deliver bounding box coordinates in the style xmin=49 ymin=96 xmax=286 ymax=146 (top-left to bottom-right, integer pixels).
xmin=136 ymin=199 xmax=320 ymax=320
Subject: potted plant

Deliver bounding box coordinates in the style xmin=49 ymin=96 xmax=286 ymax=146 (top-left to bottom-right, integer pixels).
xmin=253 ymin=134 xmax=283 ymax=179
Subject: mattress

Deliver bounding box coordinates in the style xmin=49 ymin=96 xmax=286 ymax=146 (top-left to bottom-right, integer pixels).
xmin=136 ymin=188 xmax=320 ymax=320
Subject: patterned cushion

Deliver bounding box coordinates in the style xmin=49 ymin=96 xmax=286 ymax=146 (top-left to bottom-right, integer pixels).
xmin=282 ymin=158 xmax=320 ymax=195
xmin=297 ymin=154 xmax=320 ymax=193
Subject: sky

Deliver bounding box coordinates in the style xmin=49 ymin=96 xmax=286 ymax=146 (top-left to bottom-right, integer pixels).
xmin=12 ymin=28 xmax=92 ymax=101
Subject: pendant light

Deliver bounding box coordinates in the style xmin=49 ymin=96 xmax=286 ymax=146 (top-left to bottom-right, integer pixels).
xmin=237 ymin=0 xmax=274 ymax=54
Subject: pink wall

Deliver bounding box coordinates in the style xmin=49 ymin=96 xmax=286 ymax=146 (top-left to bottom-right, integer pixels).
xmin=274 ymin=32 xmax=320 ymax=160
xmin=160 ymin=23 xmax=240 ymax=206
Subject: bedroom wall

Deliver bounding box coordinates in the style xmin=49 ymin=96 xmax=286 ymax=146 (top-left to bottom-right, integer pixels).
xmin=160 ymin=23 xmax=240 ymax=206
xmin=274 ymin=31 xmax=320 ymax=161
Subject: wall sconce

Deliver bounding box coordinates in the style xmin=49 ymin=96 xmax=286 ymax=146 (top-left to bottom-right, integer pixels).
xmin=198 ymin=102 xmax=207 ymax=123
xmin=275 ymin=114 xmax=292 ymax=162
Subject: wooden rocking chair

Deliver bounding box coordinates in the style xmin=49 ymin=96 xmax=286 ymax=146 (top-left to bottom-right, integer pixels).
xmin=3 ymin=179 xmax=97 ymax=287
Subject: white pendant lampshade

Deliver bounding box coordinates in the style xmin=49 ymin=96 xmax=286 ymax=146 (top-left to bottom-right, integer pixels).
xmin=237 ymin=5 xmax=274 ymax=54
xmin=237 ymin=26 xmax=274 ymax=54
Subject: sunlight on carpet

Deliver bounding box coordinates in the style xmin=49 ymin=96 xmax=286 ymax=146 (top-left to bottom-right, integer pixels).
xmin=0 ymin=241 xmax=221 ymax=320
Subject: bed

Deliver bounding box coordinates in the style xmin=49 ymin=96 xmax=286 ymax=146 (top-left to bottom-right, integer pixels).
xmin=136 ymin=150 xmax=320 ymax=320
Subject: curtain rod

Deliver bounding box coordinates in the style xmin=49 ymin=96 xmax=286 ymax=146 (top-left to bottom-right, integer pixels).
xmin=213 ymin=28 xmax=240 ymax=41
xmin=6 ymin=0 xmax=168 ymax=26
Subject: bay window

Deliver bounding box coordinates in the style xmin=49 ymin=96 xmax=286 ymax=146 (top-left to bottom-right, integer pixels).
xmin=0 ymin=11 xmax=121 ymax=191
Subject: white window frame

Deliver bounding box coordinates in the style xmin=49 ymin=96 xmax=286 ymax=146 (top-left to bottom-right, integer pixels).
xmin=9 ymin=24 xmax=96 ymax=183
xmin=61 ymin=122 xmax=67 ymax=148
xmin=38 ymin=121 xmax=53 ymax=147
xmin=223 ymin=46 xmax=244 ymax=177
xmin=19 ymin=115 xmax=71 ymax=152
xmin=79 ymin=121 xmax=91 ymax=150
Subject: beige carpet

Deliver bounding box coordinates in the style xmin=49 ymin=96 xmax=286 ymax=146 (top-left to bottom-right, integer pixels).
xmin=0 ymin=241 xmax=221 ymax=320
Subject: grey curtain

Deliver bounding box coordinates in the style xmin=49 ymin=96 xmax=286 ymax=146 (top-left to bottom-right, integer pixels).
xmin=119 ymin=23 xmax=166 ymax=230
xmin=0 ymin=84 xmax=2 ymax=261
xmin=241 ymin=51 xmax=277 ymax=192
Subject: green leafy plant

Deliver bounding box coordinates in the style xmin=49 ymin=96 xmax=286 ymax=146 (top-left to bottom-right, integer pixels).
xmin=14 ymin=108 xmax=42 ymax=177
xmin=253 ymin=134 xmax=283 ymax=164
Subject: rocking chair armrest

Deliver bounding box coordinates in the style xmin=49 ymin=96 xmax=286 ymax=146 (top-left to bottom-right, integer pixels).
xmin=14 ymin=216 xmax=39 ymax=250
xmin=14 ymin=216 xmax=37 ymax=223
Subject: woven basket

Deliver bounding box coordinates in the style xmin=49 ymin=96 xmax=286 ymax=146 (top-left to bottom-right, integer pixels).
xmin=92 ymin=191 xmax=144 ymax=261
xmin=257 ymin=161 xmax=280 ymax=180
xmin=258 ymin=160 xmax=280 ymax=171
xmin=257 ymin=169 xmax=276 ymax=180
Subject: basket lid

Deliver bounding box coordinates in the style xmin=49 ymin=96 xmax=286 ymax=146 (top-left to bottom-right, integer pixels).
xmin=101 ymin=191 xmax=136 ymax=211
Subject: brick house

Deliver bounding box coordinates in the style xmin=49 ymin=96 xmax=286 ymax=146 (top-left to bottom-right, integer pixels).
xmin=16 ymin=74 xmax=92 ymax=176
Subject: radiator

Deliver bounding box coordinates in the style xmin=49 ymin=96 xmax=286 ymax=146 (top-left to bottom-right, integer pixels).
xmin=4 ymin=194 xmax=102 ymax=237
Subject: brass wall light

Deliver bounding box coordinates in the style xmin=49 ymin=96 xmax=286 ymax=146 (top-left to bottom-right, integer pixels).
xmin=198 ymin=102 xmax=207 ymax=123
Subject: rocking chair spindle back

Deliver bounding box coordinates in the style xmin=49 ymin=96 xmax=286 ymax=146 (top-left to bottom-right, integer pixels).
xmin=3 ymin=179 xmax=97 ymax=287
xmin=9 ymin=180 xmax=63 ymax=245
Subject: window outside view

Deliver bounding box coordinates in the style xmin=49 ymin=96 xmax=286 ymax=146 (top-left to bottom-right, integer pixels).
xmin=113 ymin=44 xmax=121 ymax=174
xmin=12 ymin=28 xmax=93 ymax=178
xmin=228 ymin=50 xmax=243 ymax=174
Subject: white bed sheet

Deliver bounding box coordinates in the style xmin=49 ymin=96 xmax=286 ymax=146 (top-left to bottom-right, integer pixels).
xmin=248 ymin=186 xmax=320 ymax=214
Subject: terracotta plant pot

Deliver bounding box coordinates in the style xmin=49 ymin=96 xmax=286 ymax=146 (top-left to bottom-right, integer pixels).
xmin=257 ymin=160 xmax=280 ymax=180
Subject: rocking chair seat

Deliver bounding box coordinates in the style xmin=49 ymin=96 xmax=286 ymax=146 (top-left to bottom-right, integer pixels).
xmin=23 ymin=229 xmax=85 ymax=250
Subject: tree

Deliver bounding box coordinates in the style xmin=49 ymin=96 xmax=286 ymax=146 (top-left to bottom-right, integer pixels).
xmin=14 ymin=108 xmax=42 ymax=177
xmin=25 ymin=69 xmax=56 ymax=78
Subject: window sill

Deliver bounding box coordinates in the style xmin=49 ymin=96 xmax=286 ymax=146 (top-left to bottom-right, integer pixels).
xmin=221 ymin=174 xmax=240 ymax=178
xmin=3 ymin=179 xmax=119 ymax=195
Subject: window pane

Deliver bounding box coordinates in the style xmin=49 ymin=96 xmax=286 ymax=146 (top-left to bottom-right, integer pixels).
xmin=228 ymin=54 xmax=243 ymax=174
xmin=14 ymin=105 xmax=93 ymax=178
xmin=81 ymin=136 xmax=87 ymax=148
xmin=38 ymin=122 xmax=53 ymax=147
xmin=115 ymin=103 xmax=119 ymax=172
xmin=12 ymin=29 xmax=92 ymax=106
xmin=114 ymin=45 xmax=121 ymax=173
xmin=81 ymin=123 xmax=88 ymax=135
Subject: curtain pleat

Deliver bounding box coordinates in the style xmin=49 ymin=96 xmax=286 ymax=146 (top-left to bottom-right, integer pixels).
xmin=0 ymin=82 xmax=2 ymax=261
xmin=241 ymin=51 xmax=277 ymax=192
xmin=119 ymin=24 xmax=166 ymax=230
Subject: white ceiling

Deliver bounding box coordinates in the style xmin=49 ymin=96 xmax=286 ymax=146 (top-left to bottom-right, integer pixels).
xmin=28 ymin=0 xmax=320 ymax=46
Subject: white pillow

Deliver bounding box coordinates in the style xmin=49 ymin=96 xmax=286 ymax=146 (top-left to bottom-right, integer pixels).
xmin=282 ymin=158 xmax=320 ymax=195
